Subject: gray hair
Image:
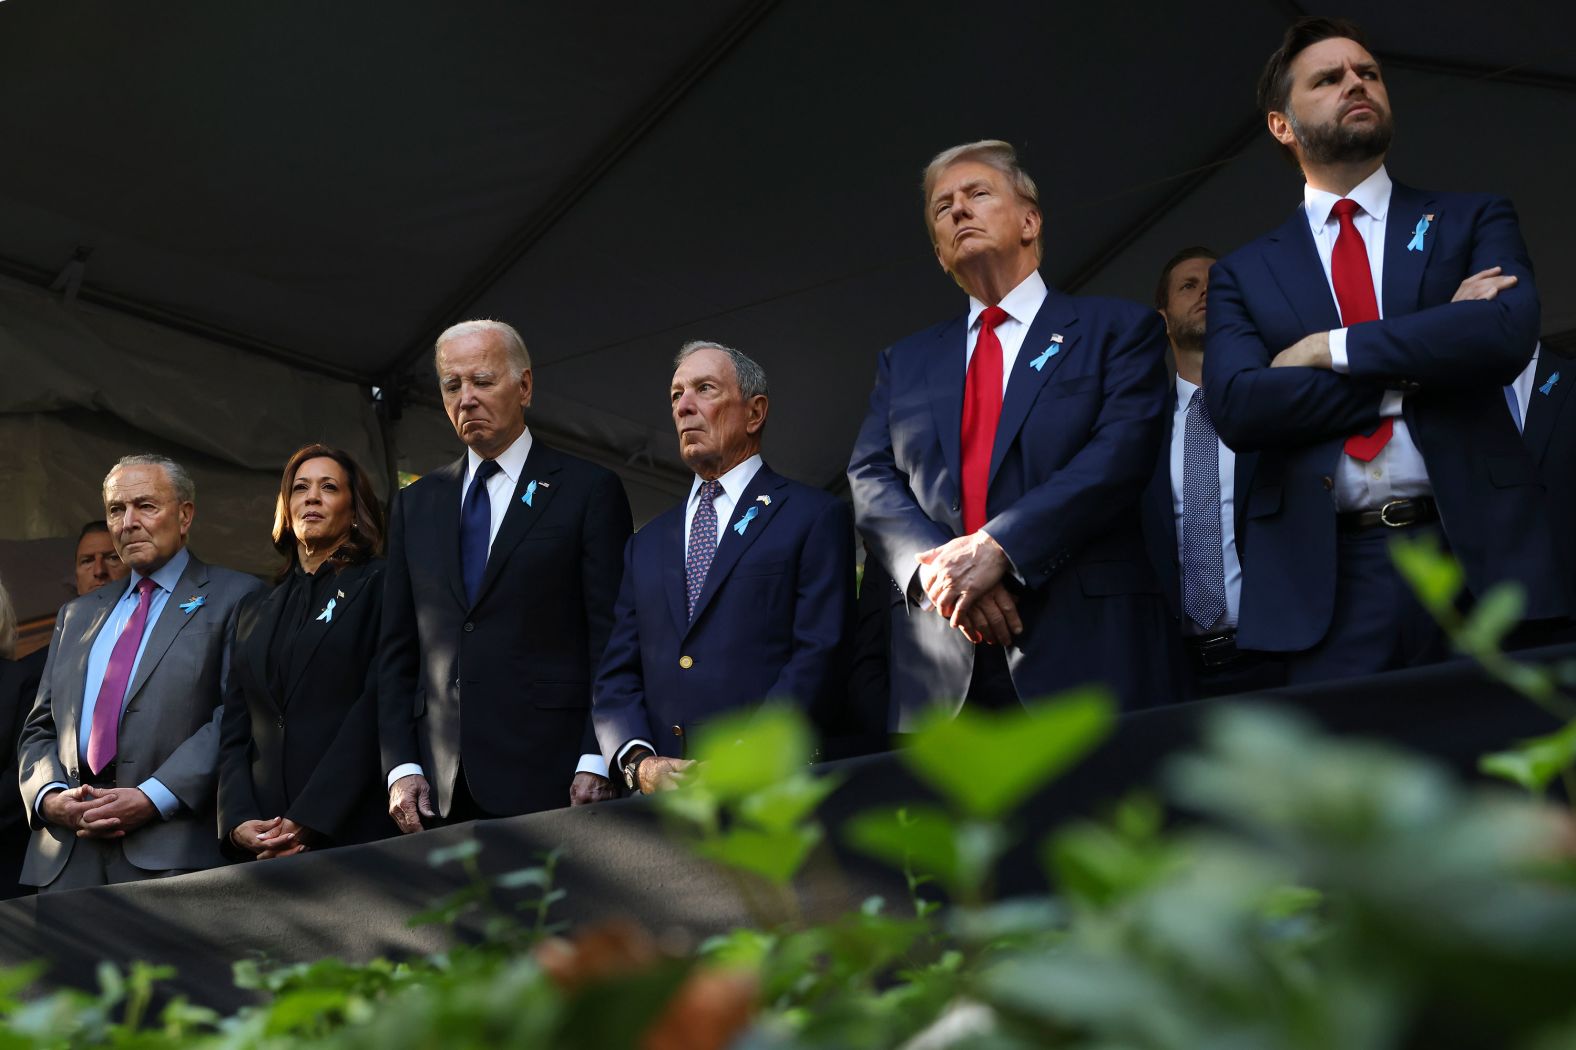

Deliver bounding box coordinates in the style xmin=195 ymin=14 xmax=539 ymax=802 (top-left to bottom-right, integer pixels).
xmin=434 ymin=319 xmax=531 ymax=380
xmin=106 ymin=454 xmax=196 ymax=504
xmin=0 ymin=577 xmax=15 ymax=660
xmin=674 ymin=340 xmax=769 ymax=400
xmin=921 ymin=139 xmax=1043 ymax=258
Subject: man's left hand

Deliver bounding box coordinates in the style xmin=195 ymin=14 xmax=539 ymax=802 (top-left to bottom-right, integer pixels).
xmin=1270 ymin=332 xmax=1333 ymax=370
xmin=569 ymin=772 xmax=618 ymax=806
xmin=257 ymin=817 xmax=313 ymax=860
xmin=916 ymin=532 xmax=1010 ymax=621
xmin=76 ymin=788 xmax=158 ymax=839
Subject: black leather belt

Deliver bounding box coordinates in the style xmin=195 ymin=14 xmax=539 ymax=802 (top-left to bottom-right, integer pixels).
xmin=1338 ymin=497 xmax=1438 ymax=531
xmin=1184 ymin=630 xmax=1245 ymax=671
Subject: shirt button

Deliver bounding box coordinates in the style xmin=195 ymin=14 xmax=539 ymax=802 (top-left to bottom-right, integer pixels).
xmin=1371 ymin=469 xmax=1382 ymax=479
xmin=679 ymin=655 xmax=694 ymax=669
xmin=1322 ymin=476 xmax=1334 ymax=491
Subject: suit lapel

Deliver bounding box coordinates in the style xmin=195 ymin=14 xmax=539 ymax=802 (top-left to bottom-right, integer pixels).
xmin=1382 ymin=182 xmax=1437 ymax=320
xmin=663 ymin=505 xmax=689 ymax=634
xmin=246 ymin=583 xmax=290 ymax=713
xmin=1142 ymin=390 xmax=1179 ymax=570
xmin=62 ymin=586 xmax=121 ymax=746
xmin=473 ymin=441 xmax=564 ymax=608
xmin=990 ymin=289 xmax=1079 ymax=486
xmin=925 ymin=317 xmax=968 ymax=491
xmin=428 ymin=457 xmax=469 ymax=610
xmin=1265 ymin=207 xmax=1342 ymax=335
xmin=126 ymin=555 xmax=207 ymax=706
xmin=686 ymin=465 xmax=790 ymax=632
xmin=283 ymin=562 xmax=375 ymax=702
xmin=1524 ymin=351 xmax=1571 ymax=463
xmin=1232 ymin=449 xmax=1257 ymax=547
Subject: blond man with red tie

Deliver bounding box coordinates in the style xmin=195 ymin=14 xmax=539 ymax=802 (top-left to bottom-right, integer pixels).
xmin=849 ymin=140 xmax=1177 ymax=726
xmin=1203 ymin=18 xmax=1568 ymax=682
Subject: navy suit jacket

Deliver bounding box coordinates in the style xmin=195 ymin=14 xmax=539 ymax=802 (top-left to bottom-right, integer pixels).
xmin=848 ymin=282 xmax=1175 ymax=725
xmin=593 ymin=463 xmax=855 ymax=767
xmin=379 ymin=441 xmax=631 ymax=818
xmin=1140 ymin=384 xmax=1258 ymax=628
xmin=1523 ymin=351 xmax=1576 ymax=595
xmin=1204 ymin=182 xmax=1566 ymax=652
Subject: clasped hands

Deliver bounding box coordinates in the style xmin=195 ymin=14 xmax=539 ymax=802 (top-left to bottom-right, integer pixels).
xmin=40 ymin=784 xmax=156 ymax=840
xmin=915 ymin=531 xmax=1022 ymax=646
xmin=1269 ymin=267 xmax=1516 ymax=370
xmin=231 ymin=816 xmax=313 ymax=859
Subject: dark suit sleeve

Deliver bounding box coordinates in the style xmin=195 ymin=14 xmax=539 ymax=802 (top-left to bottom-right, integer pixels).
xmin=987 ymin=309 xmax=1169 ymax=590
xmin=217 ymin=594 xmax=264 ymax=841
xmin=1345 ymin=196 xmax=1539 ymax=387
xmin=848 ymin=343 xmax=956 ymax=598
xmin=591 ymin=536 xmax=651 ymax=769
xmin=378 ymin=489 xmax=422 ymax=777
xmin=578 ymin=469 xmax=633 ymax=762
xmin=287 ymin=570 xmax=387 ymax=839
xmin=0 ymin=651 xmax=45 ymax=836
xmin=18 ymin=609 xmax=71 ymax=827
xmin=149 ymin=574 xmax=264 ymax=809
xmin=761 ymin=498 xmax=855 ymax=712
xmin=1204 ymin=256 xmax=1389 ymax=451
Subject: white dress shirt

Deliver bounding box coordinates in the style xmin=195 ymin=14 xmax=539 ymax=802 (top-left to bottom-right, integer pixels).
xmin=965 ymin=269 xmax=1049 ymax=394
xmin=1305 ymin=166 xmax=1431 ymax=511
xmin=1170 ymin=377 xmax=1242 ymax=633
xmin=388 ymin=426 xmax=604 ymax=788
xmin=1508 ymin=343 xmax=1542 ymax=432
xmin=683 ymin=454 xmax=764 ymax=551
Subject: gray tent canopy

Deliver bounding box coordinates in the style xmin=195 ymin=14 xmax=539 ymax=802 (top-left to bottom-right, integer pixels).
xmin=2 ymin=0 xmax=1573 ymax=586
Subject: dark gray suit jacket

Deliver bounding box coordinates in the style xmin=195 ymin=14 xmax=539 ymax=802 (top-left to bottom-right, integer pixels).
xmin=18 ymin=553 xmax=261 ymax=886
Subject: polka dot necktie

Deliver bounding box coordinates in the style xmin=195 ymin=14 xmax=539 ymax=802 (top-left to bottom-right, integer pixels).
xmin=1181 ymin=390 xmax=1227 ymax=633
xmin=685 ymin=479 xmax=722 ymax=620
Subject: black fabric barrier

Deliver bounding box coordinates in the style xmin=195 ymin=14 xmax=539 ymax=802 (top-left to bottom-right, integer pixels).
xmin=0 ymin=645 xmax=1566 ymax=1012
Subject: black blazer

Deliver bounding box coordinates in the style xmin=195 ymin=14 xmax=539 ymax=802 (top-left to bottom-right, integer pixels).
xmin=1140 ymin=384 xmax=1258 ymax=627
xmin=378 ymin=441 xmax=632 ymax=818
xmin=1523 ymin=350 xmax=1576 ymax=596
xmin=0 ymin=648 xmax=45 ymax=897
xmin=218 ymin=558 xmax=391 ymax=850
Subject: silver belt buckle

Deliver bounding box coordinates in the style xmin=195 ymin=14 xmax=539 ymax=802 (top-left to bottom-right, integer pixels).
xmin=1378 ymin=499 xmax=1410 ymax=527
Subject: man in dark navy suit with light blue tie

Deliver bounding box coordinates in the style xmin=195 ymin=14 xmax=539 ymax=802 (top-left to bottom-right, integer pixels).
xmin=1205 ymin=17 xmax=1569 ymax=683
xmin=594 ymin=341 xmax=855 ymax=793
xmin=1141 ymin=248 xmax=1284 ymax=698
xmin=849 ymin=140 xmax=1175 ymax=724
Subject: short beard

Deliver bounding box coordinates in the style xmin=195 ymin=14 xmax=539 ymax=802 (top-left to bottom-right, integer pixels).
xmin=1287 ymin=102 xmax=1393 ymax=166
xmin=1166 ymin=313 xmax=1206 ymax=353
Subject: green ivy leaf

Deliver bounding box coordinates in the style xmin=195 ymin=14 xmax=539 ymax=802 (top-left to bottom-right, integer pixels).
xmin=1480 ymin=720 xmax=1576 ymax=796
xmin=691 ymin=704 xmax=814 ymax=799
xmin=696 ymin=825 xmax=823 ymax=885
xmin=427 ymin=840 xmax=482 ymax=867
xmin=1389 ymin=534 xmax=1463 ymax=616
xmin=736 ymin=772 xmax=842 ymax=833
xmin=1456 ymin=582 xmax=1526 ymax=654
xmin=844 ymin=806 xmax=969 ymax=897
xmin=903 ymin=689 xmax=1115 ymax=819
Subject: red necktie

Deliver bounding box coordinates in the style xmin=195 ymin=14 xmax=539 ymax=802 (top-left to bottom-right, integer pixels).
xmin=961 ymin=305 xmax=1009 ymax=535
xmin=1330 ymin=198 xmax=1392 ymax=462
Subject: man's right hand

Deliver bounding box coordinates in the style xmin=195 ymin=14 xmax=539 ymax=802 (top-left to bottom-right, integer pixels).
xmin=388 ymin=773 xmax=436 ymax=834
xmin=956 ymin=583 xmax=1022 ymax=646
xmin=637 ymin=756 xmax=693 ymax=794
xmin=40 ymin=786 xmax=116 ymax=838
xmin=230 ymin=817 xmax=284 ymax=856
xmin=1452 ymin=266 xmax=1518 ymax=303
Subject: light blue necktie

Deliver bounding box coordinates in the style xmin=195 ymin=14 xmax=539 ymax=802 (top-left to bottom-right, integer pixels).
xmin=1181 ymin=390 xmax=1228 ymax=633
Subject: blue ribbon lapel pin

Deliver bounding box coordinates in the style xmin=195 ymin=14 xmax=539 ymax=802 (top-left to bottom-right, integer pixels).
xmin=179 ymin=595 xmax=205 ymax=615
xmin=316 ymin=597 xmax=337 ymax=623
xmin=1407 ymin=213 xmax=1433 ymax=252
xmin=1030 ymin=334 xmax=1064 ymax=372
xmin=733 ymin=505 xmax=761 ymax=535
xmin=521 ymin=479 xmax=542 ymax=507
xmin=1540 ymin=371 xmax=1561 ymax=396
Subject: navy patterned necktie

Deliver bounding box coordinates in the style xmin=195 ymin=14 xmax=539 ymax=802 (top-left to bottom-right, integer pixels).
xmin=460 ymin=459 xmax=501 ymax=606
xmin=1181 ymin=389 xmax=1228 ymax=633
xmin=685 ymin=479 xmax=722 ymax=620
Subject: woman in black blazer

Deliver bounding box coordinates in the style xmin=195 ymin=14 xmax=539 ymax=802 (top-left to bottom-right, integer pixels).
xmin=0 ymin=581 xmax=45 ymax=895
xmin=220 ymin=444 xmax=393 ymax=858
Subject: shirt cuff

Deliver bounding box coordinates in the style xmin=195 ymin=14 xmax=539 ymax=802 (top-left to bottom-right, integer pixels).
xmin=575 ymin=754 xmax=608 ymax=777
xmin=35 ymin=782 xmax=68 ymax=819
xmin=1379 ymin=390 xmax=1406 ymax=417
xmin=615 ymin=739 xmax=657 ymax=770
xmin=1328 ymin=328 xmax=1349 ymax=373
xmin=387 ymin=762 xmax=424 ymax=790
xmin=139 ymin=778 xmax=180 ymax=820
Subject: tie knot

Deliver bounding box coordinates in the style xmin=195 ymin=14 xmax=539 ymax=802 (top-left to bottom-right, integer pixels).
xmin=474 ymin=459 xmax=501 ymax=482
xmin=979 ymin=305 xmax=1009 ymax=332
xmin=136 ymin=577 xmax=156 ymax=598
xmin=698 ymin=479 xmax=722 ymax=502
xmin=1332 ymin=198 xmax=1362 ymax=224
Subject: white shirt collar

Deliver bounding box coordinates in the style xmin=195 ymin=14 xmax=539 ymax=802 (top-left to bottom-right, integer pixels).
xmin=967 ymin=269 xmax=1048 ymax=332
xmin=467 ymin=426 xmax=533 ymax=485
xmin=1305 ymin=164 xmax=1392 ymax=232
xmin=689 ymin=453 xmax=763 ymax=507
xmin=1174 ymin=374 xmax=1201 ymax=413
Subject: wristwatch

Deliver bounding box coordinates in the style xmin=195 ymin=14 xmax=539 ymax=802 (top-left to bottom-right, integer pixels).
xmin=621 ymin=748 xmax=654 ymax=792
